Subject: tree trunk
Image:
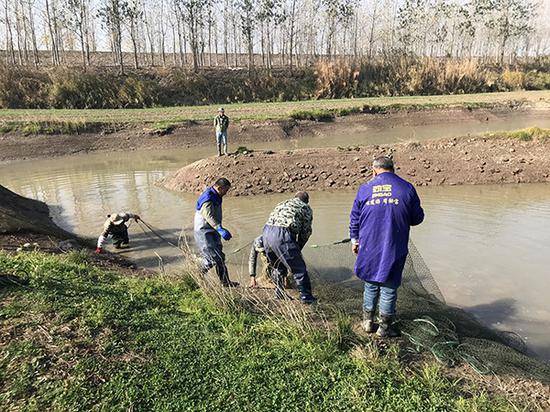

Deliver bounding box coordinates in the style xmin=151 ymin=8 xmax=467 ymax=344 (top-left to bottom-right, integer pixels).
xmin=4 ymin=1 xmax=16 ymax=64
xmin=207 ymin=9 xmax=212 ymax=67
xmin=171 ymin=23 xmax=177 ymax=66
xmin=232 ymin=14 xmax=238 ymax=67
xmin=266 ymin=22 xmax=272 ymax=71
xmin=176 ymin=15 xmax=184 ymax=66
xmin=223 ymin=3 xmax=229 ymax=67
xmin=143 ymin=8 xmax=154 ymax=66
xmin=368 ymin=1 xmax=378 ymax=59
xmin=288 ymin=0 xmax=296 ymax=68
xmin=131 ymin=20 xmax=139 ymax=69
xmin=44 ymin=0 xmax=59 ymax=65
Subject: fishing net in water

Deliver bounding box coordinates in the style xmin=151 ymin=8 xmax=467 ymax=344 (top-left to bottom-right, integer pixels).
xmin=227 ymin=239 xmax=550 ymax=383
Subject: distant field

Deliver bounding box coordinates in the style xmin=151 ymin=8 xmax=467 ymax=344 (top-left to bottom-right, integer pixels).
xmin=0 ymin=90 xmax=548 ymax=127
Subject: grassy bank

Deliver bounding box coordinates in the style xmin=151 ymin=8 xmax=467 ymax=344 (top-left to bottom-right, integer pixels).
xmin=0 ymin=90 xmax=548 ymax=135
xmin=485 ymin=126 xmax=550 ymax=141
xmin=0 ymin=251 xmax=519 ymax=411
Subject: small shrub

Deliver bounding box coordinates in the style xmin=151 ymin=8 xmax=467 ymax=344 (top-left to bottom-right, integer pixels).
xmin=234 ymin=146 xmax=253 ymax=154
xmin=486 ymin=127 xmax=550 ymax=141
xmin=48 ymin=69 xmax=119 ymax=109
xmin=500 ymin=69 xmax=525 ymax=90
xmin=524 ymin=70 xmax=550 ymax=90
xmin=335 ymin=107 xmax=361 ymax=116
xmin=0 ymin=66 xmax=50 ymax=108
xmin=290 ymin=109 xmax=335 ymax=121
xmin=118 ymin=76 xmax=161 ymax=108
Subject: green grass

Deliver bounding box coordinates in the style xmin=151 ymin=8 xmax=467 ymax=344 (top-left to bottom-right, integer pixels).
xmin=0 ymin=90 xmax=548 ymax=134
xmin=0 ymin=251 xmax=518 ymax=411
xmin=485 ymin=127 xmax=550 ymax=141
xmin=0 ymin=120 xmax=114 ymax=135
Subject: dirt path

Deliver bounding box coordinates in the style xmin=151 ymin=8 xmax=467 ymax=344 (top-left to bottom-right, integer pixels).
xmin=161 ymin=133 xmax=550 ymax=196
xmin=0 ymin=106 xmax=547 ymax=162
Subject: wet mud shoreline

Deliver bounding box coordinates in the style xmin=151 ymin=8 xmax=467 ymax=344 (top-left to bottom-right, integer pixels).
xmin=1 ymin=106 xmax=547 ymax=162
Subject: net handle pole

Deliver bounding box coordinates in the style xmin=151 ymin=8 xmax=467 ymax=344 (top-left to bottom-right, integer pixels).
xmin=310 ymin=238 xmax=351 ymax=248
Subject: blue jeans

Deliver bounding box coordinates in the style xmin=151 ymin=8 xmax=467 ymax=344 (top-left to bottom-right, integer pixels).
xmin=216 ymin=130 xmax=227 ymax=145
xmin=363 ymin=281 xmax=398 ymax=316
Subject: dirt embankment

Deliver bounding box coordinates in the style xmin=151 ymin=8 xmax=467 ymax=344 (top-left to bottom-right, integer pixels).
xmin=161 ymin=135 xmax=550 ymax=196
xmin=0 ymin=106 xmax=545 ymax=162
xmin=0 ymin=185 xmax=75 ymax=238
xmin=0 ymin=185 xmax=139 ymax=270
xmin=0 ymin=119 xmax=291 ymax=162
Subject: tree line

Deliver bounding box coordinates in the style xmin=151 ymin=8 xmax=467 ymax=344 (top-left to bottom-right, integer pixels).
xmin=1 ymin=0 xmax=548 ymax=73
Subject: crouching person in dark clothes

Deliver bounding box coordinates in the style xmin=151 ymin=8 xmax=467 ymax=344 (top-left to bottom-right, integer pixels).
xmin=96 ymin=212 xmax=140 ymax=253
xmin=194 ymin=178 xmax=239 ymax=287
xmin=350 ymin=156 xmax=424 ymax=337
xmin=262 ymin=191 xmax=315 ymax=304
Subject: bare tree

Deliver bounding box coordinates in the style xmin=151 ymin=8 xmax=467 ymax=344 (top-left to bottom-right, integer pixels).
xmin=44 ymin=0 xmax=59 ymax=65
xmin=118 ymin=0 xmax=142 ymax=68
xmin=235 ymin=0 xmax=257 ymax=71
xmin=98 ymin=0 xmax=128 ymax=73
xmin=62 ymin=0 xmax=92 ymax=67
xmin=2 ymin=1 xmax=16 ymax=64
xmin=476 ymin=0 xmax=536 ymax=64
xmin=175 ymin=0 xmax=209 ymax=71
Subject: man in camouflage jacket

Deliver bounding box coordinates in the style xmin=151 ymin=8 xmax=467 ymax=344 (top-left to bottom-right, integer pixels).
xmin=261 ymin=191 xmax=315 ymax=303
xmin=214 ymin=108 xmax=229 ymax=156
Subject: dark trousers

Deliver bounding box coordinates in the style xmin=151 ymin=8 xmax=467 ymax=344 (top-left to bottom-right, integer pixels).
xmin=194 ymin=230 xmax=230 ymax=284
xmin=262 ymin=225 xmax=312 ymax=298
xmin=111 ymin=225 xmax=129 ymax=247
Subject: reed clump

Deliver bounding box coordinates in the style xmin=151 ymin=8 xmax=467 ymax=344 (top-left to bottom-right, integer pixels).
xmin=0 ymin=57 xmax=548 ymax=109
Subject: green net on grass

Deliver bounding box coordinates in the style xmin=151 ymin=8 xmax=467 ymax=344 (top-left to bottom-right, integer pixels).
xmin=228 ymin=240 xmax=550 ymax=383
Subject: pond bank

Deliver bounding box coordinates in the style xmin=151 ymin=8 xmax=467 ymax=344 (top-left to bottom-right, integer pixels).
xmin=1 ymin=103 xmax=549 ymax=162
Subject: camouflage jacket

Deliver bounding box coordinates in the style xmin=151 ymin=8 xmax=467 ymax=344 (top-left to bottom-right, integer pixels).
xmin=265 ymin=198 xmax=313 ymax=247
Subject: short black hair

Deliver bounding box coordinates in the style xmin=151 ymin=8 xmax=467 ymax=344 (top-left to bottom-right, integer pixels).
xmin=295 ymin=191 xmax=309 ymax=204
xmin=372 ymin=156 xmax=394 ymax=172
xmin=214 ymin=177 xmax=231 ymax=188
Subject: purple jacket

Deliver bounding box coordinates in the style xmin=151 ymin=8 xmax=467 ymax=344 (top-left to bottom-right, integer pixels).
xmin=349 ymin=172 xmax=424 ymax=286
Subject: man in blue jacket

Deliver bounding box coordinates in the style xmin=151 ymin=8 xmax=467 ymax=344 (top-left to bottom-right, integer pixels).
xmin=194 ymin=177 xmax=238 ymax=287
xmin=349 ymin=156 xmax=424 ymax=337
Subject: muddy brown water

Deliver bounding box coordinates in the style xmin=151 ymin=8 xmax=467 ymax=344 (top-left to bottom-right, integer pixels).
xmin=1 ymin=111 xmax=549 ymax=360
xmin=290 ymin=108 xmax=550 ymax=148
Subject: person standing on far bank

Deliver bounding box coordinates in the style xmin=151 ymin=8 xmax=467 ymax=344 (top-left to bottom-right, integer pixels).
xmin=214 ymin=108 xmax=230 ymax=156
xmin=349 ymin=156 xmax=424 ymax=337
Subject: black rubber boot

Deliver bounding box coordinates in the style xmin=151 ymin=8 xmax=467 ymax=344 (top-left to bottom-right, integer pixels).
xmin=297 ymin=277 xmax=316 ymax=304
xmin=376 ymin=314 xmax=400 ymax=338
xmin=217 ymin=143 xmax=222 ymax=157
xmin=362 ymin=311 xmax=376 ymax=333
xmin=216 ymin=263 xmax=239 ymax=287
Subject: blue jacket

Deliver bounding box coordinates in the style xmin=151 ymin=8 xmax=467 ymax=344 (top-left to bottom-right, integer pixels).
xmin=349 ymin=172 xmax=424 ymax=286
xmin=196 ymin=187 xmax=222 ymax=211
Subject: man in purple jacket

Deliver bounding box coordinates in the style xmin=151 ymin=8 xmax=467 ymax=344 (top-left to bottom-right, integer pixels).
xmin=349 ymin=156 xmax=424 ymax=337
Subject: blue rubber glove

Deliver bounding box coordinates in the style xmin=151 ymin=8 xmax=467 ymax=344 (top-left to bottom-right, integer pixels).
xmin=217 ymin=227 xmax=232 ymax=241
